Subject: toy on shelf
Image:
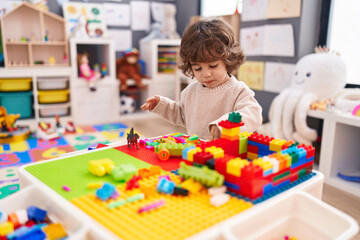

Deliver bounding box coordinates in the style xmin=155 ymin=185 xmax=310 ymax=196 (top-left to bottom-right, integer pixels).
xmin=77 ymin=52 xmax=101 ymax=92
xmin=116 ymin=48 xmax=147 ymax=91
xmin=127 ymin=127 xmax=139 ymax=150
xmin=259 ymin=46 xmax=347 ymax=145
xmin=0 ymin=106 xmax=30 ymax=143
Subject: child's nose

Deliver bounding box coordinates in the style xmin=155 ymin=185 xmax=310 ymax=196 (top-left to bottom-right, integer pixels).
xmin=203 ymin=69 xmax=212 ymax=77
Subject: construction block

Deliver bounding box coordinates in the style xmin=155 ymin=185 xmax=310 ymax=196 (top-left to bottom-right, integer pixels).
xmin=218 ymin=120 xmax=244 ymax=129
xmin=138 ymin=166 xmax=162 ymax=179
xmin=0 ymin=221 xmax=14 ymax=236
xmin=205 ymin=146 xmax=224 ymax=159
xmin=228 ymin=112 xmax=242 ymax=123
xmin=193 ymin=151 xmax=213 ymax=165
xmin=178 ymin=162 xmax=224 ymax=187
xmin=89 ymin=158 xmax=114 ymax=177
xmin=226 ymin=158 xmax=249 ymax=177
xmin=180 ymin=178 xmax=205 ymax=193
xmin=182 ymin=146 xmax=195 ymax=160
xmin=269 ymin=138 xmax=287 ymax=152
xmin=247 ymin=152 xmax=258 ymax=160
xmin=247 ymin=144 xmax=259 ymax=154
xmin=96 ymin=182 xmax=116 ymax=201
xmin=187 ymin=147 xmax=202 ymax=162
xmin=221 ymin=127 xmax=240 ymax=137
xmin=111 ymin=163 xmax=137 ymax=182
xmin=43 ymin=223 xmax=67 ymax=240
xmin=221 ymin=133 xmax=239 ymax=141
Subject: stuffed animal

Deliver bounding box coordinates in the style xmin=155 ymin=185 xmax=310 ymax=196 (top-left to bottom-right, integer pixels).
xmin=77 ymin=52 xmax=101 ymax=92
xmin=258 ymin=47 xmax=346 ymax=145
xmin=116 ymin=48 xmax=146 ymax=91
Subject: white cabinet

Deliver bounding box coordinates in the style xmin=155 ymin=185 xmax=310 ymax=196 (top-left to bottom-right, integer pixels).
xmin=140 ymin=39 xmax=181 ymax=100
xmin=308 ymin=110 xmax=360 ymax=197
xmin=70 ymin=38 xmax=119 ymax=125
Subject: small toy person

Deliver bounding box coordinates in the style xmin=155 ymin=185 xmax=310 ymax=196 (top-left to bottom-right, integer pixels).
xmin=77 ymin=52 xmax=101 ymax=91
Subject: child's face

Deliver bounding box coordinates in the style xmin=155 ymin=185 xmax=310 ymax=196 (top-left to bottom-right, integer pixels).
xmin=191 ymin=60 xmax=229 ymax=88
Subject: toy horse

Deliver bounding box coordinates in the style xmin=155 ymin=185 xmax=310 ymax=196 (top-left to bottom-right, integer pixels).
xmin=127 ymin=127 xmax=139 ymax=149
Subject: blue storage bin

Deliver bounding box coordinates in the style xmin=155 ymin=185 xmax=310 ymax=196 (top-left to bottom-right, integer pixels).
xmin=0 ymin=91 xmax=33 ymax=118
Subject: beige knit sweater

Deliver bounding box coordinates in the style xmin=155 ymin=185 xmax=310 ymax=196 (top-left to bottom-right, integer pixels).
xmin=151 ymin=76 xmax=262 ymax=140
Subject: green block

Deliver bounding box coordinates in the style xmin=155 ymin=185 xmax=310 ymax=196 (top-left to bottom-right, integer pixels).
xmin=111 ymin=163 xmax=137 ymax=182
xmin=228 ymin=112 xmax=242 ymax=123
xmin=298 ymin=168 xmax=306 ymax=178
xmin=239 ymin=138 xmax=248 ymax=154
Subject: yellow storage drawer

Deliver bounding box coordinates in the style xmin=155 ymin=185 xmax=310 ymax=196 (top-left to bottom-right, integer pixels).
xmin=38 ymin=90 xmax=69 ymax=104
xmin=0 ymin=78 xmax=32 ymax=91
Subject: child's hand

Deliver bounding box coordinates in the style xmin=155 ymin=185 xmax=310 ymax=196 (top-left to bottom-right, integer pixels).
xmin=141 ymin=96 xmax=160 ymax=111
xmin=209 ymin=124 xmax=221 ymax=141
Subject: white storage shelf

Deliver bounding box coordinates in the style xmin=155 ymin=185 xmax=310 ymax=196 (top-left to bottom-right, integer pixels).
xmin=308 ymin=110 xmax=360 ymax=197
xmin=0 ymin=67 xmax=72 ymax=130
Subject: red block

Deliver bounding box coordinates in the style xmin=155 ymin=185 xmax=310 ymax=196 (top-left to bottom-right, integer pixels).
xmin=247 ymin=144 xmax=259 ymax=154
xmin=218 ymin=120 xmax=244 ymax=129
xmin=193 ymin=151 xmax=213 ymax=165
xmin=214 ymin=155 xmax=232 ymax=174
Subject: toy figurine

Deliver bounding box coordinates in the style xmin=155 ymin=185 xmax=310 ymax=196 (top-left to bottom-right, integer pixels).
xmin=127 ymin=127 xmax=139 ymax=149
xmin=77 ymin=52 xmax=101 ymax=92
xmin=116 ymin=48 xmax=147 ymax=91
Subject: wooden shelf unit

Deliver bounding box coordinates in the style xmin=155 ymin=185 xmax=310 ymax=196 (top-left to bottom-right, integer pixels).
xmin=0 ymin=2 xmax=69 ymax=68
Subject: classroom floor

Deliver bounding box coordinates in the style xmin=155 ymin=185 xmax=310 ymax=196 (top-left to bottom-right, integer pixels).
xmin=121 ymin=113 xmax=360 ymax=239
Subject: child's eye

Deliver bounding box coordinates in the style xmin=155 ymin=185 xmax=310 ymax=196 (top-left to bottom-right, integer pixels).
xmin=210 ymin=64 xmax=218 ymax=68
xmin=194 ymin=67 xmax=201 ymax=71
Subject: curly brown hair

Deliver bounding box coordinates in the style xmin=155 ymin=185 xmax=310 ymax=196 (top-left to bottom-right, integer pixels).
xmin=179 ymin=19 xmax=245 ymax=78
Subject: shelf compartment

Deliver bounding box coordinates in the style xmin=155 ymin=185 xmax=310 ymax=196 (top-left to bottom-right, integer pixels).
xmin=38 ymin=89 xmax=69 ymax=104
xmin=38 ymin=103 xmax=70 ymax=118
xmin=32 ymin=45 xmax=67 ymax=66
xmin=0 ymin=91 xmax=33 ymax=118
xmin=0 ymin=78 xmax=32 ymax=92
xmin=6 ymin=44 xmax=30 ymax=66
xmin=37 ymin=77 xmax=68 ymax=90
xmin=42 ymin=13 xmax=66 ymax=42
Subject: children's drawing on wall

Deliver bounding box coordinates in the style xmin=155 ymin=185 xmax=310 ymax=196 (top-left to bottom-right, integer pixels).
xmin=240 ymin=26 xmax=264 ymax=56
xmin=104 ymin=3 xmax=130 ymax=27
xmin=263 ymin=24 xmax=294 ymax=57
xmin=63 ymin=2 xmax=106 ymax=38
xmin=238 ymin=61 xmax=265 ymax=91
xmin=242 ymin=0 xmax=269 ymax=22
xmin=263 ymin=62 xmax=295 ymax=93
xmin=266 ymin=0 xmax=302 ymax=19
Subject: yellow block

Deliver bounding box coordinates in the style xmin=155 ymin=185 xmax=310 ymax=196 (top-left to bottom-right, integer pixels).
xmin=0 ymin=221 xmax=14 ymax=236
xmin=71 ymin=173 xmax=253 ymax=240
xmin=205 ymin=146 xmax=224 ymax=159
xmin=269 ymin=138 xmax=286 ymax=152
xmin=43 ymin=223 xmax=67 ymax=240
xmin=221 ymin=127 xmax=240 ymax=136
xmin=89 ymin=158 xmax=114 ymax=177
xmin=253 ymin=158 xmax=273 ymax=171
xmin=187 ymin=147 xmax=202 ymax=162
xmin=226 ymin=158 xmax=249 ymax=177
xmin=239 ymin=131 xmax=253 ymax=138
xmin=180 ymin=178 xmax=204 ymax=194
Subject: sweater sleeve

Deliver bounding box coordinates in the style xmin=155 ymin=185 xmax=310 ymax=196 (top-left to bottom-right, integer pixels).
xmin=209 ymin=83 xmax=263 ymax=133
xmin=150 ymin=92 xmax=186 ymax=127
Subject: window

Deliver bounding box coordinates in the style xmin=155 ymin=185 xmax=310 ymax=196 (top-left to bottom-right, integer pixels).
xmin=201 ymin=0 xmax=242 ymax=17
xmin=327 ymin=0 xmax=360 ymax=85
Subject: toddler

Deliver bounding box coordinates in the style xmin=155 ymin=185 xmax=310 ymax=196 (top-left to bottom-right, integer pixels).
xmin=141 ymin=19 xmax=262 ymax=140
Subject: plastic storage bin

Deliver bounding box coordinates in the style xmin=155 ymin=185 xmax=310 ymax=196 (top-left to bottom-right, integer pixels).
xmin=39 ymin=103 xmax=70 ymax=117
xmin=37 ymin=77 xmax=69 ymax=90
xmin=221 ymin=191 xmax=359 ymax=240
xmin=38 ymin=90 xmax=69 ymax=104
xmin=0 ymin=185 xmax=87 ymax=239
xmin=0 ymin=78 xmax=32 ymax=92
xmin=0 ymin=91 xmax=33 ymax=118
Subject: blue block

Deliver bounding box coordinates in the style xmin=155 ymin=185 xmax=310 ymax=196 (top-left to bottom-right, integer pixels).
xmin=96 ymin=182 xmax=116 ymax=201
xmin=27 ymin=206 xmax=47 ymax=222
xmin=156 ymin=178 xmax=175 ymax=194
xmin=182 ymin=146 xmax=195 ymax=160
xmin=263 ymin=182 xmax=273 ymax=195
xmin=224 ymin=181 xmax=240 ymax=191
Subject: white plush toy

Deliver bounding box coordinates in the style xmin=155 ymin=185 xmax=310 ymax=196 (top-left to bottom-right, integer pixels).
xmin=260 ymin=48 xmax=346 ymax=145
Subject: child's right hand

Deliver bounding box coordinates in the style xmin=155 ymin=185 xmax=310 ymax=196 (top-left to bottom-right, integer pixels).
xmin=141 ymin=96 xmax=160 ymax=111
